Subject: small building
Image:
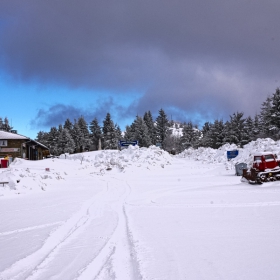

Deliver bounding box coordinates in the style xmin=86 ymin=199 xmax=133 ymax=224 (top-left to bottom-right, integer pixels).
xmin=0 ymin=131 xmax=49 ymax=160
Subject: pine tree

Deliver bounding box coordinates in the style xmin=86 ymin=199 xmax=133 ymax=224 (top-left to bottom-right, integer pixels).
xmin=193 ymin=125 xmax=202 ymax=148
xmin=102 ymin=113 xmax=118 ymax=149
xmin=47 ymin=127 xmax=60 ymax=155
xmin=180 ymin=121 xmax=200 ymax=150
xmin=270 ymin=87 xmax=280 ymax=137
xmin=64 ymin=118 xmax=73 ymax=132
xmin=155 ymin=109 xmax=170 ymax=148
xmin=1 ymin=117 xmax=12 ymax=132
xmin=244 ymin=116 xmax=254 ymax=143
xmin=198 ymin=122 xmax=212 ymax=147
xmin=207 ymin=120 xmax=225 ymax=148
xmin=143 ymin=111 xmax=156 ymax=145
xmin=89 ymin=118 xmax=102 ymax=150
xmin=57 ymin=128 xmax=75 ymax=154
xmin=223 ymin=112 xmax=246 ymax=147
xmin=36 ymin=131 xmax=49 ymax=146
xmin=133 ymin=116 xmax=152 ymax=147
xmin=124 ymin=124 xmax=135 ymax=141
xmin=202 ymin=122 xmax=211 ymax=136
xmin=77 ymin=116 xmax=90 ymax=151
xmin=259 ymin=96 xmax=273 ymax=137
xmin=115 ymin=124 xmax=123 ymax=142
xmin=58 ymin=124 xmax=63 ymax=134
xmin=253 ymin=115 xmax=260 ymax=138
xmin=72 ymin=121 xmax=83 ymax=153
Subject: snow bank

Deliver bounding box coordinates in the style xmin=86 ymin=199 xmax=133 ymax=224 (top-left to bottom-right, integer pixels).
xmin=65 ymin=145 xmax=172 ymax=172
xmin=232 ymin=138 xmax=280 ymax=167
xmin=177 ymin=143 xmax=238 ymax=164
xmin=178 ymin=138 xmax=280 ymax=168
xmin=0 ymin=146 xmax=172 ymax=197
xmin=0 ymin=158 xmax=66 ymax=196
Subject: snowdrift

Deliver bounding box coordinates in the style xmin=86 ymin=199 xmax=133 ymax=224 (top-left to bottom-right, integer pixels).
xmin=62 ymin=145 xmax=172 ymax=171
xmin=177 ymin=143 xmax=238 ymax=164
xmin=0 ymin=145 xmax=172 ymax=195
xmin=178 ymin=138 xmax=280 ymax=168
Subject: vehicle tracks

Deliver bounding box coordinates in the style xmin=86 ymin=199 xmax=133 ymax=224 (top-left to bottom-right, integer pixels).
xmin=0 ymin=179 xmax=142 ymax=280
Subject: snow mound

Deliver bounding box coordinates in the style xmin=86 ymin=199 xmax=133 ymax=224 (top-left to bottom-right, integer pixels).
xmin=177 ymin=143 xmax=238 ymax=163
xmin=0 ymin=170 xmax=17 ymax=190
xmin=66 ymin=145 xmax=172 ymax=172
xmin=178 ymin=138 xmax=280 ymax=169
xmin=0 ymin=146 xmax=172 ymax=196
xmin=232 ymin=138 xmax=280 ymax=168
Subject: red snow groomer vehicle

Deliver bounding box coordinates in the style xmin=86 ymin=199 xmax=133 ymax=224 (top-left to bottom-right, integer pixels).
xmin=242 ymin=152 xmax=280 ymax=184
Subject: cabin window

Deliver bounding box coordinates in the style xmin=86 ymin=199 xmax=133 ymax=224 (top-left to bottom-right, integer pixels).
xmin=0 ymin=140 xmax=7 ymax=146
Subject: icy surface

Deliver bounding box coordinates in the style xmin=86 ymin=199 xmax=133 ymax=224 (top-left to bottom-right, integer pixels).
xmin=1 ymin=142 xmax=280 ymax=280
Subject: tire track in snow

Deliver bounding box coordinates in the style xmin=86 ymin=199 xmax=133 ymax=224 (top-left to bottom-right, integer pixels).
xmin=0 ymin=186 xmax=108 ymax=280
xmin=0 ymin=222 xmax=63 ymax=236
xmin=76 ymin=180 xmax=142 ymax=280
xmin=128 ymin=200 xmax=280 ymax=208
xmin=122 ymin=202 xmax=143 ymax=280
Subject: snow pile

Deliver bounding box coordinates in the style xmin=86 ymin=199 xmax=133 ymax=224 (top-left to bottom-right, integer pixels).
xmin=0 ymin=169 xmax=17 ymax=190
xmin=231 ymin=138 xmax=280 ymax=168
xmin=178 ymin=138 xmax=280 ymax=169
xmin=65 ymin=145 xmax=172 ymax=172
xmin=177 ymin=143 xmax=238 ymax=163
xmin=0 ymin=146 xmax=172 ymax=196
xmin=0 ymin=158 xmax=66 ymax=195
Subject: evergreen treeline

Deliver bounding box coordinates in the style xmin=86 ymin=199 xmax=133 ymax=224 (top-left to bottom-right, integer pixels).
xmin=2 ymin=88 xmax=280 ymax=155
xmin=36 ymin=114 xmax=122 ymax=155
xmin=35 ymin=87 xmax=280 ymax=155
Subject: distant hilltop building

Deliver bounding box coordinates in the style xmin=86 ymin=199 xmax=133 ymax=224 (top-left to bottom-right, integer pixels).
xmin=170 ymin=121 xmax=183 ymax=137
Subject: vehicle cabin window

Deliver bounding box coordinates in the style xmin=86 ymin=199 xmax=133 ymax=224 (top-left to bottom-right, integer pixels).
xmin=264 ymin=155 xmax=274 ymax=161
xmin=254 ymin=156 xmax=262 ymax=161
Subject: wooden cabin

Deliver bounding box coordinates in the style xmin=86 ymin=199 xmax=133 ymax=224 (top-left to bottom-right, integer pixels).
xmin=0 ymin=131 xmax=49 ymax=160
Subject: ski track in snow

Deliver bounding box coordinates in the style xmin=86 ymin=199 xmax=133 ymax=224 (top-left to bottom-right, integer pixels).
xmin=0 ymin=222 xmax=63 ymax=236
xmin=0 ymin=187 xmax=108 ymax=280
xmin=127 ymin=201 xmax=280 ymax=208
xmin=76 ymin=181 xmax=142 ymax=280
xmin=0 ymin=179 xmax=142 ymax=280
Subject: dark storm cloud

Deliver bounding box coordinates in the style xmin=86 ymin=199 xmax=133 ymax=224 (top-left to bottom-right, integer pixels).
xmin=1 ymin=0 xmax=280 ymax=122
xmin=30 ymin=104 xmax=88 ymax=128
xmin=30 ymin=99 xmax=128 ymax=129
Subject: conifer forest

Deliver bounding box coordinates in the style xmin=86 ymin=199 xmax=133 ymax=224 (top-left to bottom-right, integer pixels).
xmin=1 ymin=88 xmax=280 ymax=155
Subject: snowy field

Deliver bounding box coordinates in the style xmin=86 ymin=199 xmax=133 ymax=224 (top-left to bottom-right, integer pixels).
xmin=1 ymin=144 xmax=280 ymax=280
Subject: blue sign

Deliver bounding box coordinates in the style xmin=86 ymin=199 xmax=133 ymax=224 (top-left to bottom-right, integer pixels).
xmin=119 ymin=141 xmax=138 ymax=147
xmin=227 ymin=150 xmax=239 ymax=159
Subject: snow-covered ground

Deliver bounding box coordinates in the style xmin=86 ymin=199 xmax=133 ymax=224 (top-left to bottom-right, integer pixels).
xmin=1 ymin=144 xmax=280 ymax=280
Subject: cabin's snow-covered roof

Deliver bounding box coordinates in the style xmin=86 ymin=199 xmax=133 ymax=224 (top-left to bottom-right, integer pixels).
xmin=0 ymin=131 xmax=49 ymax=149
xmin=32 ymin=139 xmax=49 ymax=150
xmin=0 ymin=130 xmax=29 ymax=140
